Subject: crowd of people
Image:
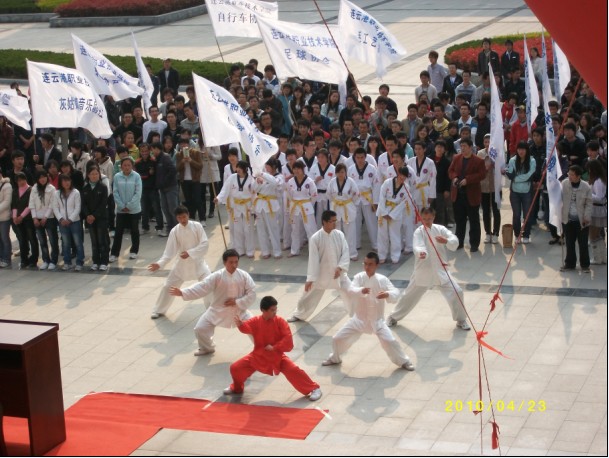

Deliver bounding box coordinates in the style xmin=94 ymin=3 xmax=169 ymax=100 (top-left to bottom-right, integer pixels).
xmin=0 ymin=40 xmax=607 ymax=274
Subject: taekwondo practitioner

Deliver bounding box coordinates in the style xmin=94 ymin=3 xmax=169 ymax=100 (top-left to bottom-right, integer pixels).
xmin=407 ymin=141 xmax=437 ymax=210
xmin=286 ymin=161 xmax=318 ymax=257
xmin=253 ymin=158 xmax=282 ymax=259
xmin=149 ymin=205 xmax=211 ymax=319
xmin=328 ymin=163 xmax=360 ymax=260
xmin=386 ymin=207 xmax=470 ymax=330
xmin=170 ymin=249 xmax=256 ymax=355
xmin=223 ymin=296 xmax=322 ymax=401
xmin=308 ymin=149 xmax=335 ymax=227
xmin=322 ymin=252 xmax=415 ymax=370
xmin=348 ymin=147 xmax=380 ymax=251
xmin=287 ymin=210 xmax=350 ymax=323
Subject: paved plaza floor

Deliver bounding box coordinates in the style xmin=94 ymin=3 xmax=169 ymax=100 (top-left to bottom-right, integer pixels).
xmin=0 ymin=1 xmax=607 ymax=456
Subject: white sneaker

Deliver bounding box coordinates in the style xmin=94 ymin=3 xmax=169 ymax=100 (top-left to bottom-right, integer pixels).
xmin=109 ymin=230 xmax=115 ymax=238
xmin=48 ymin=263 xmax=57 ymax=270
xmin=386 ymin=317 xmax=397 ymax=327
xmin=456 ymin=320 xmax=471 ymax=330
xmin=74 ymin=265 xmax=83 ymax=272
xmin=402 ymin=361 xmax=416 ymax=371
xmin=308 ymin=388 xmax=322 ymax=402
xmin=39 ymin=262 xmax=49 ymax=270
xmin=90 ymin=264 xmax=99 ymax=271
xmin=157 ymin=229 xmax=168 ymax=237
xmin=194 ymin=349 xmax=215 ymax=356
xmin=491 ymin=235 xmax=499 ymax=244
xmin=484 ymin=234 xmax=492 ymax=243
xmin=150 ymin=312 xmax=164 ymax=319
xmin=62 ymin=264 xmax=72 ymax=271
xmin=446 ymin=223 xmax=454 ymax=228
xmin=0 ymin=261 xmax=9 ymax=268
xmin=129 ymin=253 xmax=138 ymax=260
xmin=109 ymin=255 xmax=117 ymax=263
xmin=99 ymin=265 xmax=108 ymax=271
xmin=523 ymin=237 xmax=530 ymax=244
xmin=321 ymin=359 xmax=339 ymax=366
xmin=286 ymin=316 xmax=301 ymax=323
xmin=201 ymin=221 xmax=207 ymax=227
xmin=223 ymin=387 xmax=240 ymax=395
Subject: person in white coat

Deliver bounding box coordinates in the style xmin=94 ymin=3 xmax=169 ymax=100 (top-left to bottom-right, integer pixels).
xmin=309 ymin=149 xmax=335 ymax=228
xmin=322 ymin=252 xmax=415 ymax=370
xmin=348 ymin=147 xmax=380 ymax=251
xmin=407 ymin=141 xmax=437 ymax=210
xmin=386 ymin=207 xmax=470 ymax=330
xmin=286 ymin=161 xmax=318 ymax=257
xmin=253 ymin=158 xmax=283 ymax=259
xmin=287 ymin=210 xmax=350 ymax=322
xmin=328 ymin=163 xmax=360 ymax=260
xmin=170 ymin=249 xmax=256 ymax=355
xmin=377 ymin=166 xmax=411 ymax=264
xmin=215 ymin=160 xmax=256 ymax=258
xmin=149 ymin=205 xmax=211 ymax=319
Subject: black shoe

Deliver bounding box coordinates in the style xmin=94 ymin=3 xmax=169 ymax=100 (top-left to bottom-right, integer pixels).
xmin=470 ymin=247 xmax=479 ymax=252
xmin=208 ymin=212 xmax=214 ymax=219
xmin=457 ymin=244 xmax=464 ymax=250
xmin=549 ymin=237 xmax=561 ymax=245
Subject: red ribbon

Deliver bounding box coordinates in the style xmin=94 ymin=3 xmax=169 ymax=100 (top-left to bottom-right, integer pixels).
xmin=476 ymin=331 xmax=513 ymax=359
xmin=490 ymin=292 xmax=502 ymax=312
xmin=491 ymin=421 xmax=500 ymax=449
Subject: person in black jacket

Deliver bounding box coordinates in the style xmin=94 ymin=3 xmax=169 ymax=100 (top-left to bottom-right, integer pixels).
xmin=431 ymin=140 xmax=453 ymax=226
xmin=477 ymin=38 xmax=500 ymax=76
xmin=34 ymin=133 xmax=62 ymax=173
xmin=151 ymin=141 xmax=178 ymax=235
xmin=60 ymin=160 xmax=85 ymax=193
xmin=158 ymin=58 xmax=180 ymax=96
xmin=135 ymin=143 xmax=164 ymax=234
xmin=500 ymin=39 xmax=520 ymax=83
xmin=11 ymin=172 xmax=38 ymax=268
xmin=82 ymin=164 xmax=109 ymax=271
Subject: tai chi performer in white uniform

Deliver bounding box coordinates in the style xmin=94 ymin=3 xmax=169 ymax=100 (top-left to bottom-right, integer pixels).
xmin=170 ymin=249 xmax=256 ymax=355
xmin=328 ymin=163 xmax=360 ymax=260
xmin=216 ymin=160 xmax=256 ymax=258
xmin=322 ymin=252 xmax=415 ymax=370
xmin=386 ymin=207 xmax=470 ymax=330
xmin=287 ymin=210 xmax=350 ymax=322
xmin=149 ymin=205 xmax=211 ymax=319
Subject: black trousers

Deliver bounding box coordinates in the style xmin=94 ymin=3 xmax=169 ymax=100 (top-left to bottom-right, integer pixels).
xmin=111 ymin=213 xmax=141 ymax=256
xmin=563 ymin=220 xmax=590 ymax=268
xmin=453 ymin=193 xmax=481 ymax=249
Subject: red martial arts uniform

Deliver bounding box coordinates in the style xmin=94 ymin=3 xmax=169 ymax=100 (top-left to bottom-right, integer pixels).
xmin=229 ymin=315 xmax=319 ymax=395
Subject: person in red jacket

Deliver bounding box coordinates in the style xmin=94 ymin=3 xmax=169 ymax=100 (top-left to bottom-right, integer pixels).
xmin=509 ymin=106 xmax=531 ymax=157
xmin=223 ymin=296 xmax=322 ymax=402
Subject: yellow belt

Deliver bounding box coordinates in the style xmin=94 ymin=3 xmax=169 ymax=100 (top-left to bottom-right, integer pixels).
xmin=416 ymin=182 xmax=429 ymax=204
xmin=360 ymin=189 xmax=373 ymax=205
xmin=254 ymin=194 xmax=277 ymax=217
xmin=332 ymin=199 xmax=353 ymax=223
xmin=290 ymin=198 xmax=311 ymax=224
xmin=379 ymin=200 xmax=397 ymax=227
xmin=227 ymin=197 xmax=252 ymax=223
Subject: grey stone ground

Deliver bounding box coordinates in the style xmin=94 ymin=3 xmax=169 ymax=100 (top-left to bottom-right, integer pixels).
xmin=0 ymin=1 xmax=607 ymax=455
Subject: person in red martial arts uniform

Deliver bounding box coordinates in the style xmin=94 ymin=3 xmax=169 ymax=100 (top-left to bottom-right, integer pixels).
xmin=223 ymin=296 xmax=322 ymax=402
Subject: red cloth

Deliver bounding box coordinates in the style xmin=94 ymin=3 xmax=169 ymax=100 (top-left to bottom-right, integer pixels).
xmin=509 ymin=121 xmax=529 ymax=155
xmin=230 ymin=315 xmax=319 ymax=395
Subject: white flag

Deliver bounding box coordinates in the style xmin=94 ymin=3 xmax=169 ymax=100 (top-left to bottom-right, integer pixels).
xmin=0 ymin=89 xmax=31 ymax=131
xmin=488 ymin=63 xmax=505 ymax=209
xmin=72 ymin=34 xmax=143 ymax=101
xmin=552 ymin=39 xmax=571 ymax=100
xmin=338 ymin=0 xmax=407 ymax=78
xmin=523 ymin=35 xmax=540 ymax=134
xmin=541 ymin=31 xmax=562 ymax=235
xmin=206 ymin=0 xmax=278 ymax=38
xmin=192 ymin=72 xmax=277 ymax=175
xmin=131 ymin=32 xmax=154 ymax=115
xmin=27 ymin=60 xmax=113 ymax=139
xmin=256 ymin=17 xmax=348 ymax=86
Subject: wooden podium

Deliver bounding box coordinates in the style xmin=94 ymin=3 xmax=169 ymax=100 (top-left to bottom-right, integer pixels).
xmin=0 ymin=320 xmax=66 ymax=455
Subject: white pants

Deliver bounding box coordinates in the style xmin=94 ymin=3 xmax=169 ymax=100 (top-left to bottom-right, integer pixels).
xmin=338 ymin=219 xmax=358 ymax=259
xmin=153 ymin=268 xmax=208 ymax=315
xmin=292 ymin=283 xmax=348 ymax=321
xmin=355 ymin=203 xmax=378 ymax=250
xmin=290 ymin=214 xmax=317 ymax=255
xmin=256 ymin=211 xmax=282 ymax=257
xmin=315 ymin=197 xmax=330 ymax=228
xmin=388 ymin=278 xmax=466 ymax=323
xmin=282 ymin=199 xmax=291 ymax=250
xmin=230 ymin=215 xmax=255 ymax=257
xmin=194 ymin=309 xmax=253 ymax=352
xmin=401 ymin=209 xmax=415 ymax=253
xmin=327 ymin=322 xmax=410 ymax=367
xmin=377 ymin=217 xmax=402 ymax=263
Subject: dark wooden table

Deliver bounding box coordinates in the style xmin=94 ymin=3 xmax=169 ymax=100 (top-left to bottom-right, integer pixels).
xmin=0 ymin=320 xmax=65 ymax=455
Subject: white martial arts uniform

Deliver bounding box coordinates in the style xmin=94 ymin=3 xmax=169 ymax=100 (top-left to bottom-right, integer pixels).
xmin=281 ymin=163 xmax=294 ymax=250
xmin=387 ymin=223 xmax=466 ymax=324
xmin=376 ymin=177 xmax=410 ymax=263
xmin=216 ymin=173 xmax=256 ymax=257
xmin=376 ymin=152 xmax=392 ymax=183
xmin=329 ymin=153 xmax=348 ymax=168
xmin=291 ymin=228 xmax=350 ymax=321
xmin=348 ymin=162 xmax=380 ymax=250
xmin=152 ymin=221 xmax=212 ymax=315
xmin=345 ymin=153 xmax=377 ymax=170
xmin=298 ymin=155 xmax=318 ymax=176
xmin=182 ymin=268 xmax=256 ymax=352
xmin=325 ymin=272 xmax=411 ymax=366
xmin=406 ymin=156 xmax=437 ymax=209
xmin=223 ymin=163 xmax=237 ymax=185
xmin=286 ymin=175 xmax=318 ymax=255
xmin=309 ymin=163 xmax=335 ymax=227
xmin=385 ymin=165 xmax=417 ymax=253
xmin=253 ymin=172 xmax=282 ymax=258
xmin=328 ymin=176 xmax=360 ymax=259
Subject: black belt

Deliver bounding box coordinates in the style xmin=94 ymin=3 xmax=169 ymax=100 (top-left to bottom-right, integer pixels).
xmin=593 ymin=203 xmax=606 ymax=207
xmin=318 ymin=190 xmax=327 ymax=194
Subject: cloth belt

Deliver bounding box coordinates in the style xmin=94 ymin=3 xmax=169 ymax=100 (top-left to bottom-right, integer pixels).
xmin=227 ymin=197 xmax=252 ymax=223
xmin=360 ymin=189 xmax=373 ymax=205
xmin=416 ymin=182 xmax=429 ymax=204
xmin=317 ymin=189 xmax=327 ymax=194
xmin=254 ymin=194 xmax=277 ymax=216
xmin=290 ymin=198 xmax=311 ymax=224
xmin=379 ymin=200 xmax=398 ymax=227
xmin=332 ymin=199 xmax=353 ymax=223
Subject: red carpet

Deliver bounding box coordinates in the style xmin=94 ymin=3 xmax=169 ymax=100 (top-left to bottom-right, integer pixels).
xmin=4 ymin=392 xmax=326 ymax=456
